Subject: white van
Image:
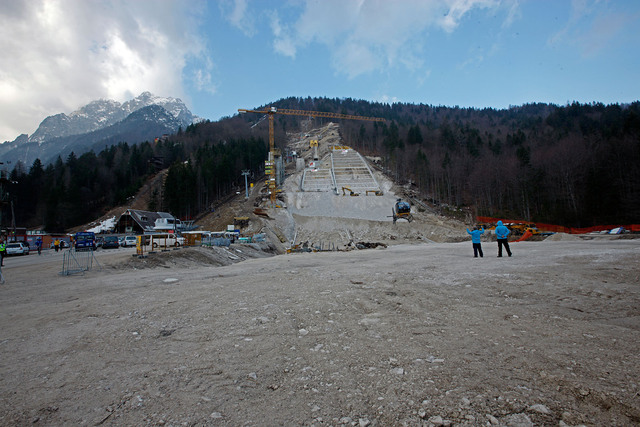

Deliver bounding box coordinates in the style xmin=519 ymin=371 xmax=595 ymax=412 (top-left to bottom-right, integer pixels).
xmin=148 ymin=233 xmax=185 ymax=248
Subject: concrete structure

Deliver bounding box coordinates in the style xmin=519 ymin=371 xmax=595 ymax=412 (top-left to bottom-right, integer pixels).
xmin=300 ymin=146 xmax=381 ymax=195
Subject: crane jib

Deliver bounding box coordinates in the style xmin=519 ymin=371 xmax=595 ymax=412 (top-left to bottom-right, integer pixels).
xmin=238 ymin=108 xmax=384 ymax=122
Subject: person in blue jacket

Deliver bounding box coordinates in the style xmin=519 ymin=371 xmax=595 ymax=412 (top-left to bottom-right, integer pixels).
xmin=466 ymin=225 xmax=484 ymax=258
xmin=494 ymin=220 xmax=512 ymax=257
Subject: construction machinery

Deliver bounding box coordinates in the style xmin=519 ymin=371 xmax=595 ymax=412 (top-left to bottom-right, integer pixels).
xmin=505 ymin=222 xmax=537 ymax=236
xmin=392 ymin=199 xmax=413 ymax=224
xmin=525 ymin=226 xmax=541 ymax=235
xmin=341 ymin=187 xmax=359 ymax=196
xmin=238 ymin=107 xmax=384 ymax=205
xmin=366 ymin=190 xmax=383 ymax=196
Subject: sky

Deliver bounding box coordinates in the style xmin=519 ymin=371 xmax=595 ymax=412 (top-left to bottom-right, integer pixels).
xmin=1 ymin=0 xmax=639 ymax=143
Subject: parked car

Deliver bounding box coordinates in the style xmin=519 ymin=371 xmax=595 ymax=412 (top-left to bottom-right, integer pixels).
xmin=6 ymin=242 xmax=30 ymax=256
xmin=102 ymin=236 xmax=120 ymax=249
xmin=123 ymin=236 xmax=138 ymax=247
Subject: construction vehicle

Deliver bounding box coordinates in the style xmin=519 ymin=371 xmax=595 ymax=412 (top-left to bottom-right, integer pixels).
xmin=366 ymin=190 xmax=383 ymax=196
xmin=505 ymin=222 xmax=537 ymax=236
xmin=513 ymin=226 xmax=547 ymax=242
xmin=238 ymin=107 xmax=384 ymax=205
xmin=342 ymin=187 xmax=360 ymax=196
xmin=525 ymin=226 xmax=541 ymax=235
xmin=392 ymin=199 xmax=413 ymax=224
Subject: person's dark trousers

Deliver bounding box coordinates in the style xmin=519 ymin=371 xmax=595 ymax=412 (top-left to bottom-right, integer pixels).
xmin=497 ymin=239 xmax=512 ymax=257
xmin=473 ymin=243 xmax=483 ymax=258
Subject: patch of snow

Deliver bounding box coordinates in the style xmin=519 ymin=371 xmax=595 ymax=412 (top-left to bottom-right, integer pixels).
xmin=87 ymin=216 xmax=117 ymax=233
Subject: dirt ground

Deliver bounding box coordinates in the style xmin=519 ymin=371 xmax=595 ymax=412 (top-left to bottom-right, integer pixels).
xmin=0 ymin=237 xmax=639 ymax=426
xmin=5 ymin=124 xmax=638 ymax=426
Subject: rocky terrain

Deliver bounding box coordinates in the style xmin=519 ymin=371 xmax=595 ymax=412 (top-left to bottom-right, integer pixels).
xmin=0 ymin=237 xmax=638 ymax=426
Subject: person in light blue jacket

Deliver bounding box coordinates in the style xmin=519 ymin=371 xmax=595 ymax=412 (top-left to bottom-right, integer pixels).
xmin=466 ymin=226 xmax=484 ymax=258
xmin=494 ymin=220 xmax=512 ymax=257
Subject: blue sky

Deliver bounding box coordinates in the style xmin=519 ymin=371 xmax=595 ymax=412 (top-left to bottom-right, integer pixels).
xmin=1 ymin=0 xmax=639 ymax=143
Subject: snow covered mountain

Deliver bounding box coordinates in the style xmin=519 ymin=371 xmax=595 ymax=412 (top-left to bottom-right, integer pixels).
xmin=0 ymin=92 xmax=201 ymax=166
xmin=28 ymin=99 xmax=125 ymax=144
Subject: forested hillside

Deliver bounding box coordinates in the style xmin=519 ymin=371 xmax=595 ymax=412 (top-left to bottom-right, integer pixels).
xmin=5 ymin=98 xmax=640 ymax=232
xmin=7 ymin=121 xmax=266 ymax=232
xmin=264 ymin=97 xmax=640 ymax=226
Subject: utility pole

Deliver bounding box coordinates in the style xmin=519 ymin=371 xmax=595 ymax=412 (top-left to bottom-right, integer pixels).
xmin=0 ymin=162 xmax=8 ymax=233
xmin=242 ymin=170 xmax=250 ymax=199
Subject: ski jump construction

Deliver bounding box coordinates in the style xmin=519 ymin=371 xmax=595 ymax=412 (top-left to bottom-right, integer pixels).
xmin=300 ymin=146 xmax=382 ymax=195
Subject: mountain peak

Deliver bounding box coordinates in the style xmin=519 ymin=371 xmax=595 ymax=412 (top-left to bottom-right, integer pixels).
xmin=0 ymin=92 xmax=200 ymax=166
xmin=25 ymin=92 xmax=196 ymax=145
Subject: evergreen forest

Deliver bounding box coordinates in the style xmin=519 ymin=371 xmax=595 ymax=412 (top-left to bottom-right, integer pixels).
xmin=4 ymin=97 xmax=640 ymax=232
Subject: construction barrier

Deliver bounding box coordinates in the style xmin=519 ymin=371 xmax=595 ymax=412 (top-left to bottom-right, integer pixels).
xmin=60 ymin=248 xmax=101 ymax=276
xmin=477 ymin=216 xmax=640 ymax=234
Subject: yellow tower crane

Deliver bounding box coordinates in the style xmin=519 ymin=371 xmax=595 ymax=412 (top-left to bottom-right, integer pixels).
xmin=238 ymin=107 xmax=385 ymax=205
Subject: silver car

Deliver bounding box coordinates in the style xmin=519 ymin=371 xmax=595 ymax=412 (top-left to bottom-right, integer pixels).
xmin=6 ymin=242 xmax=30 ymax=256
xmin=123 ymin=236 xmax=138 ymax=247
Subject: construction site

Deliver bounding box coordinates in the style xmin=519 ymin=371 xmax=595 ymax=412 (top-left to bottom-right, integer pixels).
xmin=0 ymin=118 xmax=639 ymax=426
xmin=196 ymin=119 xmax=471 ymax=253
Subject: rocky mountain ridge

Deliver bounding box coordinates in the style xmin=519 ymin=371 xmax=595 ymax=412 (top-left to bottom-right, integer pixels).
xmin=0 ymin=92 xmax=200 ymax=166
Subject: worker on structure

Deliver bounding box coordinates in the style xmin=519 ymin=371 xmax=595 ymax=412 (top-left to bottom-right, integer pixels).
xmin=494 ymin=221 xmax=513 ymax=257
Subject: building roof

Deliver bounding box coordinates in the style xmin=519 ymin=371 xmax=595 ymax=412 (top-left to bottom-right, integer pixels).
xmin=118 ymin=209 xmax=175 ymax=233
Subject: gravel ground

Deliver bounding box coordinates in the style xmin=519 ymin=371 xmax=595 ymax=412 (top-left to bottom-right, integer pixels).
xmin=0 ymin=239 xmax=638 ymax=426
xmin=3 ymin=126 xmax=638 ymax=426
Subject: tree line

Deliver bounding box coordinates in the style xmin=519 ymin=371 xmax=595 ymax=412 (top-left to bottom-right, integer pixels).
xmin=263 ymin=97 xmax=640 ymax=226
xmin=4 ymin=121 xmax=267 ymax=232
xmin=3 ymin=98 xmax=639 ymax=231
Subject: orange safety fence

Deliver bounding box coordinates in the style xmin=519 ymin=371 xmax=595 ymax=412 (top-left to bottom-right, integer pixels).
xmin=476 ymin=216 xmax=640 ymax=234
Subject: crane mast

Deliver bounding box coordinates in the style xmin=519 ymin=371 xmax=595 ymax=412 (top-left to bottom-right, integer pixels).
xmin=238 ymin=107 xmax=384 ymax=205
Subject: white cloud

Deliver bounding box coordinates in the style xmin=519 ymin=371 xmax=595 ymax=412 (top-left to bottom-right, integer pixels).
xmin=549 ymin=0 xmax=634 ymax=58
xmin=334 ymin=41 xmax=382 ymax=79
xmin=377 ymin=94 xmax=400 ymax=105
xmin=502 ymin=0 xmax=522 ymax=28
xmin=221 ymin=0 xmax=256 ymax=37
xmin=440 ymin=0 xmax=501 ymax=32
xmin=192 ymin=61 xmax=217 ymax=96
xmin=267 ymin=0 xmax=512 ymax=79
xmin=0 ymin=0 xmax=209 ymax=142
xmin=270 ymin=11 xmax=296 ymax=58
